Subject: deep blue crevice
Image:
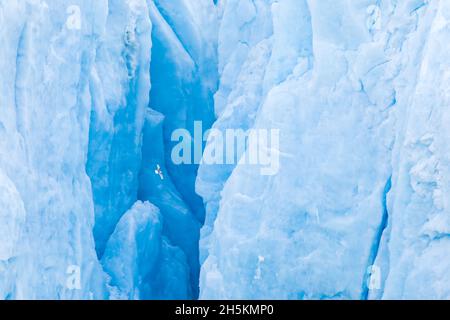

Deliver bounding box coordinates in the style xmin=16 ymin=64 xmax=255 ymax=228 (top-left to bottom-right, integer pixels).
xmin=136 ymin=6 xmax=217 ymax=299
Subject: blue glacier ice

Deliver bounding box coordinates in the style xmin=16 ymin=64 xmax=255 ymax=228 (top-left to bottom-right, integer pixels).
xmin=199 ymin=0 xmax=450 ymax=300
xmin=0 ymin=0 xmax=449 ymax=300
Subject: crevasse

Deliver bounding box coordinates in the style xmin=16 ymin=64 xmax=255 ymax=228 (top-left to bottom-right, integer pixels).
xmin=90 ymin=0 xmax=218 ymax=299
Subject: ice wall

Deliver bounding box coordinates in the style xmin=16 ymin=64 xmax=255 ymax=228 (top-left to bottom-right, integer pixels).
xmin=0 ymin=0 xmax=216 ymax=300
xmin=1 ymin=0 xmax=449 ymax=301
xmin=374 ymin=0 xmax=450 ymax=299
xmin=0 ymin=0 xmax=108 ymax=299
xmin=87 ymin=0 xmax=152 ymax=258
xmin=102 ymin=201 xmax=191 ymax=299
xmin=138 ymin=0 xmax=218 ymax=297
xmin=200 ymin=0 xmax=450 ymax=299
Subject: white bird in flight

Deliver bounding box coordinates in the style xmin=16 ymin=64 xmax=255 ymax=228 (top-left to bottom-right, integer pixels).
xmin=155 ymin=164 xmax=164 ymax=180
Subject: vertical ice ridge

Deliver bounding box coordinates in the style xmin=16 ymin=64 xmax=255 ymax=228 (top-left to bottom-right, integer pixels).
xmin=13 ymin=24 xmax=27 ymax=140
xmin=0 ymin=0 xmax=111 ymax=299
xmin=380 ymin=0 xmax=450 ymax=299
xmin=362 ymin=176 xmax=392 ymax=300
xmin=200 ymin=0 xmax=450 ymax=300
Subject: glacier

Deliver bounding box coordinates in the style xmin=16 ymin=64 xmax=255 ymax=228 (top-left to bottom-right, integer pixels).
xmin=0 ymin=0 xmax=449 ymax=300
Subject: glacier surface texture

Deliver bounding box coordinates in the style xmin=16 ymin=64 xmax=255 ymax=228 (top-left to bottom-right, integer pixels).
xmin=0 ymin=0 xmax=449 ymax=299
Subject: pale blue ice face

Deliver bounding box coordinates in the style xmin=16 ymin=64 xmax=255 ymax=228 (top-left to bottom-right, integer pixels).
xmin=0 ymin=0 xmax=449 ymax=300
